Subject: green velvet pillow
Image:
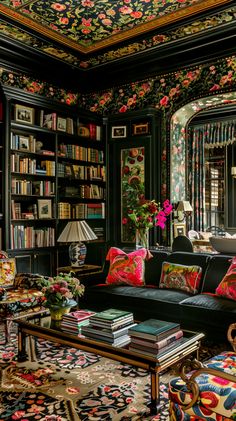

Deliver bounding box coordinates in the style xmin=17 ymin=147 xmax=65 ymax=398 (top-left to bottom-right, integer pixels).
xmin=159 ymin=262 xmax=202 ymax=294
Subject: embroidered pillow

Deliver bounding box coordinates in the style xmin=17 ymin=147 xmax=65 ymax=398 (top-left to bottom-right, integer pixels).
xmin=215 ymin=257 xmax=236 ymax=301
xmin=106 ymin=247 xmax=150 ymax=286
xmin=159 ymin=262 xmax=202 ymax=294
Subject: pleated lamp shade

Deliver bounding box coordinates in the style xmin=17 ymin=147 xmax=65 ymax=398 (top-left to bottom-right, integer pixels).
xmin=57 ymin=221 xmax=97 ymax=267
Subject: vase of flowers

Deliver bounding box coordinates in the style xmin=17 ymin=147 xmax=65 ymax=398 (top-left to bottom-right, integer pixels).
xmin=123 ymin=197 xmax=173 ymax=249
xmin=135 ymin=227 xmax=149 ymax=249
xmin=42 ymin=272 xmax=85 ymax=320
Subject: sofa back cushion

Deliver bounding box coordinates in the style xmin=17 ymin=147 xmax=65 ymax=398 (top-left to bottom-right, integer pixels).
xmin=144 ymin=250 xmax=171 ymax=285
xmin=201 ymin=254 xmax=232 ymax=293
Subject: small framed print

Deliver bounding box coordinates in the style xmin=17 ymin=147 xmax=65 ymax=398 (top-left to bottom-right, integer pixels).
xmin=173 ymin=223 xmax=186 ymax=238
xmin=14 ymin=104 xmax=35 ymax=125
xmin=57 ymin=117 xmax=67 ymax=132
xmin=111 ymin=126 xmax=127 ymax=138
xmin=19 ymin=136 xmax=30 ymax=151
xmin=133 ymin=123 xmax=149 ymax=135
xmin=37 ymin=199 xmax=52 ymax=219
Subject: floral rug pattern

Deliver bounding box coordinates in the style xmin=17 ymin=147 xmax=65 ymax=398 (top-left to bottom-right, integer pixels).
xmin=0 ymin=325 xmax=229 ymax=420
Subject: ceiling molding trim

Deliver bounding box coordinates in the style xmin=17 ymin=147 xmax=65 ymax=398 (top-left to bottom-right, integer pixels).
xmin=0 ymin=0 xmax=232 ymax=54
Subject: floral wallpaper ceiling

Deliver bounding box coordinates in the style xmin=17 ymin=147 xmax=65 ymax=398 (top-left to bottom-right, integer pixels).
xmin=0 ymin=0 xmax=232 ymax=57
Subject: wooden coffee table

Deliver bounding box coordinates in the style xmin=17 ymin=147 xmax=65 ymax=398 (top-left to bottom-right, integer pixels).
xmin=16 ymin=314 xmax=204 ymax=415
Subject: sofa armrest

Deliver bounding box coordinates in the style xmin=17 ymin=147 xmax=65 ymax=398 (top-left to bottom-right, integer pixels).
xmin=178 ymin=358 xmax=236 ymax=410
xmin=227 ymin=323 xmax=236 ymax=352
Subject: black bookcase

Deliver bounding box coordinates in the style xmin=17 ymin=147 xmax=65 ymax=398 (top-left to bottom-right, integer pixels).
xmin=1 ymin=86 xmax=106 ymax=275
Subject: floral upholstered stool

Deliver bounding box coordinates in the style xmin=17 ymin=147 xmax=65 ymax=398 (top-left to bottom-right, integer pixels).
xmin=169 ymin=324 xmax=236 ymax=420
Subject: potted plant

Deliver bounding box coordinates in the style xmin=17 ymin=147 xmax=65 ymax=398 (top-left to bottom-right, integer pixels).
xmin=42 ymin=272 xmax=85 ymax=320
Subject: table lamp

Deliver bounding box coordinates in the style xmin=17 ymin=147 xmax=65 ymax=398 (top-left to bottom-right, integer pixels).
xmin=174 ymin=200 xmax=193 ymax=232
xmin=57 ymin=220 xmax=97 ymax=267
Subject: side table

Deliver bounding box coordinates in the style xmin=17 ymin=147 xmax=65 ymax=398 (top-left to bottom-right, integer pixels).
xmin=56 ymin=264 xmax=102 ymax=275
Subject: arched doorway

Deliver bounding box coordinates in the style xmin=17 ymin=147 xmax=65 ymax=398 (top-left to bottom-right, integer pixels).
xmin=170 ymin=92 xmax=236 ymax=237
xmin=170 ymin=92 xmax=236 ymax=204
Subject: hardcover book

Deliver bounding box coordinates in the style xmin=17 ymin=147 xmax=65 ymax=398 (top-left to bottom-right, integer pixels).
xmin=128 ymin=319 xmax=180 ymax=341
xmin=90 ymin=308 xmax=133 ymax=323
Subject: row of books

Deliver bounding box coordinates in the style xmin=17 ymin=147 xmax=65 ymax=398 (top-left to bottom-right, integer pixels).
xmin=128 ymin=319 xmax=183 ymax=356
xmin=59 ymin=184 xmax=105 ymax=200
xmin=58 ymin=202 xmax=105 ymax=219
xmin=11 ymin=180 xmax=55 ymax=196
xmin=57 ymin=163 xmax=105 ymax=181
xmin=58 ymin=144 xmax=104 ymax=163
xmin=10 ymin=225 xmax=55 ymax=249
xmin=11 ymin=133 xmax=37 ymax=152
xmin=11 ymin=155 xmax=56 ymax=176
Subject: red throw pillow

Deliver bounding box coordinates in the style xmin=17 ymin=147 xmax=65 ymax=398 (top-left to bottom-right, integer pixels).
xmin=216 ymin=257 xmax=236 ymax=301
xmin=106 ymin=247 xmax=151 ymax=286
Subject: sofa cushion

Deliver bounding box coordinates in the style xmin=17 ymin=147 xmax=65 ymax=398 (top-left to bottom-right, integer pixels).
xmin=159 ymin=262 xmax=202 ymax=294
xmin=105 ymin=247 xmax=149 ymax=286
xmin=215 ymin=256 xmax=236 ymax=301
xmin=180 ymin=293 xmax=236 ymax=335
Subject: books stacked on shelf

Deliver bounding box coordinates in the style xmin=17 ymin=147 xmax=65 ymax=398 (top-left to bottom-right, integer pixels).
xmin=81 ymin=308 xmax=135 ymax=347
xmin=61 ymin=309 xmax=96 ymax=335
xmin=128 ymin=319 xmax=183 ymax=356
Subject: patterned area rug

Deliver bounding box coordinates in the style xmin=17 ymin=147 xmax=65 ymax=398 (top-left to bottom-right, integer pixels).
xmin=0 ymin=324 xmax=230 ymax=421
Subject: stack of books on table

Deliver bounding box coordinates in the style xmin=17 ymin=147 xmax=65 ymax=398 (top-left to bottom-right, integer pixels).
xmin=61 ymin=310 xmax=96 ymax=335
xmin=128 ymin=319 xmax=183 ymax=356
xmin=81 ymin=308 xmax=136 ymax=347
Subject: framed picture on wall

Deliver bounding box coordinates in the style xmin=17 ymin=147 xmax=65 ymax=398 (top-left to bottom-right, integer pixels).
xmin=132 ymin=123 xmax=149 ymax=135
xmin=111 ymin=126 xmax=127 ymax=138
xmin=173 ymin=223 xmax=186 ymax=238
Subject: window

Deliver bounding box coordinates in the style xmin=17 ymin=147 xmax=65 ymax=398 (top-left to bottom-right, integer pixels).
xmin=205 ymin=147 xmax=225 ymax=228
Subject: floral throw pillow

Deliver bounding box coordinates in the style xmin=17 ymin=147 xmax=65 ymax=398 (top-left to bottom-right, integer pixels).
xmin=159 ymin=262 xmax=202 ymax=294
xmin=106 ymin=247 xmax=151 ymax=286
xmin=0 ymin=258 xmax=16 ymax=288
xmin=215 ymin=257 xmax=236 ymax=301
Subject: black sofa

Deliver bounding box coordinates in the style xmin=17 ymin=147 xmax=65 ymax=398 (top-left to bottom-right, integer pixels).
xmin=80 ymin=250 xmax=236 ymax=341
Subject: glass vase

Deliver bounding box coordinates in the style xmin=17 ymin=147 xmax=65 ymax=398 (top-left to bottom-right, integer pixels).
xmin=136 ymin=228 xmax=149 ymax=249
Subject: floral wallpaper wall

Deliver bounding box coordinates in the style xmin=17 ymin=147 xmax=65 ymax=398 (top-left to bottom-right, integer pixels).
xmin=0 ymin=55 xmax=236 ymax=206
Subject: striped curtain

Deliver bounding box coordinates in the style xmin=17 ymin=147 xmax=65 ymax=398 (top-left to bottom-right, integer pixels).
xmin=188 ymin=119 xmax=236 ymax=231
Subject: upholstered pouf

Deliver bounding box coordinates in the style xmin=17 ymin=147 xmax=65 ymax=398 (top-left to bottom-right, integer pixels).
xmin=169 ymin=351 xmax=236 ymax=420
